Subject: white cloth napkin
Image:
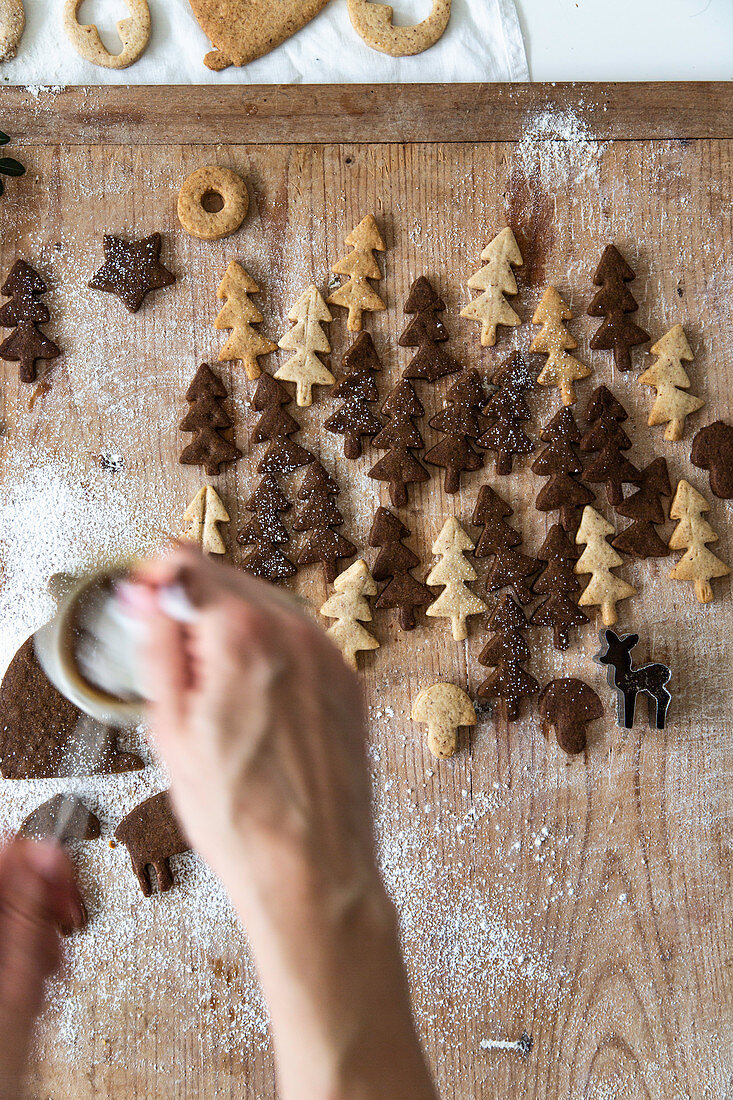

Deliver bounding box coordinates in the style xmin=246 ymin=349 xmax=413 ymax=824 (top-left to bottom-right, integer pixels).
xmin=6 ymin=0 xmax=528 ymax=86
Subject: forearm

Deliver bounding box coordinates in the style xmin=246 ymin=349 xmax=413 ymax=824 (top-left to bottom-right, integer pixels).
xmin=229 ymin=863 xmax=437 ymax=1100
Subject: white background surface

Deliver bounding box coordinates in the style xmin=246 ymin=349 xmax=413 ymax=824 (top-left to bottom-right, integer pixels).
xmin=516 ymin=0 xmax=732 ymax=81
xmin=3 ymin=0 xmax=732 ymax=83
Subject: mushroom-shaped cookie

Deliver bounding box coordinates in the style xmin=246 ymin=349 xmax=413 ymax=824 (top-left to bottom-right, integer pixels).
xmin=691 ymin=421 xmax=733 ymax=499
xmin=538 ymin=678 xmax=604 ymax=755
xmin=18 ymin=795 xmax=101 ymax=844
xmin=411 ymin=682 xmax=477 ymax=759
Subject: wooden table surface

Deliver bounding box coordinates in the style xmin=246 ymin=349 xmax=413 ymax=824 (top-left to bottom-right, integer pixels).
xmin=0 ymin=83 xmax=731 ymax=1099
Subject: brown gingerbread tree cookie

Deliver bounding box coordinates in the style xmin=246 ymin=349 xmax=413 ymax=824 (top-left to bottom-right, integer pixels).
xmin=115 ymin=791 xmax=191 ymax=898
xmin=369 ymin=506 xmax=431 ymax=631
xmin=587 ymin=244 xmax=649 ymax=371
xmin=400 ymin=276 xmax=460 ymax=384
xmin=325 ymin=331 xmax=383 ymax=459
xmin=293 ymin=463 xmax=356 ymax=584
xmin=471 ymin=484 xmax=522 ymax=557
xmin=477 ymin=352 xmax=535 ymax=475
xmin=691 ymin=421 xmax=733 ymax=500
xmin=530 ymin=524 xmax=588 ymax=650
xmin=0 ymin=260 xmax=61 ymax=384
xmin=612 ymin=456 xmax=672 ymax=558
xmin=368 ymin=379 xmax=429 ymax=508
xmin=425 ymin=369 xmax=486 ymax=494
xmin=88 ymin=232 xmax=175 ymax=313
xmin=532 ymin=406 xmax=595 ymax=536
xmin=477 ymin=594 xmax=538 ymax=722
xmin=238 ymin=475 xmax=296 ymax=582
xmin=0 ymin=636 xmax=143 ymax=779
xmin=580 ymin=385 xmax=641 ymax=507
xmin=538 ymin=678 xmax=604 ymax=755
xmin=179 ymin=363 xmax=242 ymax=477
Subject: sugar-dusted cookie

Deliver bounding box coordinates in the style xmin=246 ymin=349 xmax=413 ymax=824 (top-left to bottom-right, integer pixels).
xmin=182 ymin=486 xmax=229 ymax=556
xmin=293 ymin=463 xmax=356 ymax=584
xmin=19 ymin=795 xmax=101 ymax=843
xmin=476 ymin=595 xmax=537 ymax=723
xmin=477 ymin=352 xmax=535 ymax=475
xmin=115 ymin=791 xmax=190 ymax=897
xmin=328 ymin=215 xmax=386 ymax=333
xmin=574 ymin=505 xmax=637 ymax=626
xmin=425 ymin=517 xmax=487 ymax=641
xmin=276 ymin=285 xmax=334 ymax=407
xmin=668 ymin=479 xmax=730 ymax=603
xmin=530 ymin=525 xmax=587 ymax=650
xmin=461 ymin=228 xmax=522 ymax=347
xmin=63 ymin=0 xmax=150 ymax=69
xmin=411 ymin=681 xmax=476 ymax=759
xmin=531 ymin=286 xmax=591 ymax=406
xmin=691 ymin=421 xmax=733 ymax=499
xmin=0 ymin=0 xmax=24 ymax=62
xmin=638 ymin=325 xmax=703 ymax=441
xmin=88 ymin=233 xmax=175 ymax=313
xmin=325 ymin=332 xmax=383 ymax=459
xmin=425 ymin=369 xmax=485 ymax=493
xmin=320 ymin=559 xmax=379 ymax=670
xmin=368 ymin=379 xmax=429 ymax=508
xmin=238 ymin=475 xmax=296 ymax=582
xmin=189 ymin=0 xmax=329 ymax=71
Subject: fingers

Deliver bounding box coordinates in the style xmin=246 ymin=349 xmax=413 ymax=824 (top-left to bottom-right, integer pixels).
xmin=0 ymin=843 xmax=69 ymax=1030
xmin=140 ymin=609 xmax=191 ymax=731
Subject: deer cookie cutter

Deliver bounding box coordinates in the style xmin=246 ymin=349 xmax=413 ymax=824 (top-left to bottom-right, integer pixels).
xmin=594 ymin=629 xmax=672 ymax=730
xmin=347 ymin=0 xmax=451 ymax=56
xmin=63 ymin=0 xmax=151 ymax=69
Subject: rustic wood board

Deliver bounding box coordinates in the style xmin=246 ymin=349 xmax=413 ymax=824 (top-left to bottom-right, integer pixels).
xmin=0 ymin=84 xmax=730 ymax=1099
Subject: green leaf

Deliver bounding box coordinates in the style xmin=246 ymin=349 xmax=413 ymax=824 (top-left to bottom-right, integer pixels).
xmin=0 ymin=132 xmax=9 ymax=146
xmin=0 ymin=157 xmax=25 ymax=177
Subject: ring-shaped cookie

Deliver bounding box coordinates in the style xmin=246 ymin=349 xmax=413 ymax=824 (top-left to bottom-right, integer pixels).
xmin=63 ymin=0 xmax=151 ymax=69
xmin=177 ymin=166 xmax=249 ymax=242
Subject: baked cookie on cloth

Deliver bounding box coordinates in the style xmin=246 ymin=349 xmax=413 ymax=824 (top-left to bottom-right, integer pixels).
xmin=189 ymin=0 xmax=330 ymax=70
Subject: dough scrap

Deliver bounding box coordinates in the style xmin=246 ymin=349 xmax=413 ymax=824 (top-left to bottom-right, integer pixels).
xmin=347 ymin=0 xmax=451 ymax=57
xmin=63 ymin=0 xmax=151 ymax=69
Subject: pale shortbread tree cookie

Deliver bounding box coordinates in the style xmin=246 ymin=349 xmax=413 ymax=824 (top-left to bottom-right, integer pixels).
xmin=328 ymin=214 xmax=386 ymax=333
xmin=574 ymin=505 xmax=636 ymax=626
xmin=320 ymin=559 xmax=379 ymax=670
xmin=531 ymin=286 xmax=591 ymax=406
xmin=638 ymin=324 xmax=704 ymax=441
xmin=275 ymin=285 xmax=334 ymax=406
xmin=461 ymin=228 xmax=522 ymax=347
xmin=215 ymin=262 xmax=276 ymax=380
xmin=182 ymin=486 xmax=229 ymax=555
xmin=425 ymin=517 xmax=487 ymax=641
xmin=668 ymin=479 xmax=730 ymax=603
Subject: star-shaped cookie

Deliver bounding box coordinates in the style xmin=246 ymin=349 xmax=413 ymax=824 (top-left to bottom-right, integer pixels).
xmin=88 ymin=232 xmax=175 ymax=313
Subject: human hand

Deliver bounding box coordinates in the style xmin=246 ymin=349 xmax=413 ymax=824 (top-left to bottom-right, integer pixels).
xmin=131 ymin=544 xmax=436 ymax=1100
xmin=0 ymin=840 xmax=86 ymax=1100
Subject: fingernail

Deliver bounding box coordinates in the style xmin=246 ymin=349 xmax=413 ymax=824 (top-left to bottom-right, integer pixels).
xmin=24 ymin=840 xmax=65 ymax=883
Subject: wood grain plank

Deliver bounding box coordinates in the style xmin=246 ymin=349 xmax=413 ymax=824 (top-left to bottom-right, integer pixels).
xmin=5 ymin=83 xmax=732 ymax=145
xmin=0 ymin=87 xmax=730 ymax=1100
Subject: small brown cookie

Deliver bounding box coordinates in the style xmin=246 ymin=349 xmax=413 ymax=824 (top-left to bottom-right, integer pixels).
xmin=0 ymin=637 xmax=143 ymax=779
xmin=0 ymin=260 xmax=61 ymax=383
xmin=89 ymin=233 xmax=175 ymax=314
xmin=369 ymin=507 xmax=431 ymax=631
xmin=368 ymin=379 xmax=428 ymax=508
xmin=325 ymin=332 xmax=383 ymax=459
xmin=538 ymin=678 xmax=604 ymax=755
xmin=612 ymin=457 xmax=671 ymax=559
xmin=18 ymin=795 xmax=101 ymax=843
xmin=400 ymin=276 xmax=460 ymax=383
xmin=691 ymin=421 xmax=733 ymax=499
xmin=477 ymin=352 xmax=535 ymax=475
xmin=115 ymin=791 xmax=190 ymax=898
xmin=587 ymin=244 xmax=649 ymax=371
xmin=179 ymin=363 xmax=242 ymax=477
xmin=425 ymin=369 xmax=485 ymax=493
xmin=178 ymin=167 xmax=249 ymax=241
xmin=472 ymin=484 xmax=522 ymax=557
xmin=477 ymin=595 xmax=537 ymax=723
xmin=294 ymin=464 xmax=356 ymax=584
